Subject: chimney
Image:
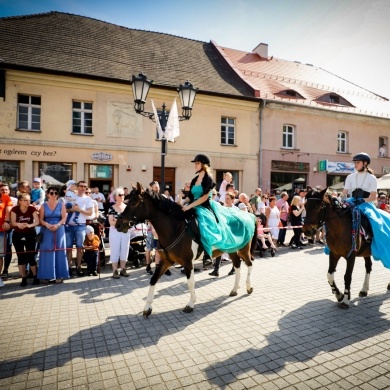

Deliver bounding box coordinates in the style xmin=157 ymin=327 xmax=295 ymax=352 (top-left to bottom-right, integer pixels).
xmin=252 ymin=42 xmax=268 ymax=58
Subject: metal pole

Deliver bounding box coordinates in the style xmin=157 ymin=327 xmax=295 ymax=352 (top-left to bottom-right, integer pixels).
xmin=160 ymin=103 xmax=167 ymax=191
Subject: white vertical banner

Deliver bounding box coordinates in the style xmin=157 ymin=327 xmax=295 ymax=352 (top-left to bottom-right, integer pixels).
xmin=165 ymin=98 xmax=180 ymax=142
xmin=151 ymin=99 xmax=163 ymax=140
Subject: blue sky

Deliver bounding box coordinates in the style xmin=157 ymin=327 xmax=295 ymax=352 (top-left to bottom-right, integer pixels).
xmin=1 ymin=0 xmax=389 ymax=98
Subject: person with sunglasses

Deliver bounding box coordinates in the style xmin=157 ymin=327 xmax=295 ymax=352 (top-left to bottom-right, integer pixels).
xmin=65 ymin=181 xmax=93 ymax=276
xmin=108 ymin=187 xmax=131 ymax=279
xmin=10 ymin=193 xmax=40 ymax=286
xmin=38 ymin=186 xmax=69 ymax=283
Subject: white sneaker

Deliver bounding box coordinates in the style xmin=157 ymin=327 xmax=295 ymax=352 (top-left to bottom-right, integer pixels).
xmin=0 ymin=278 xmax=5 ymax=288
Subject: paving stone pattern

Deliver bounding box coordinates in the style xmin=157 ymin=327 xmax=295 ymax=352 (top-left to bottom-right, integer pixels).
xmin=1 ymin=244 xmax=390 ymax=389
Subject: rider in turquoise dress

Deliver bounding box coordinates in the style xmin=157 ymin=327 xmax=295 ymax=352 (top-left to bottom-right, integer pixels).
xmin=182 ymin=154 xmax=256 ymax=256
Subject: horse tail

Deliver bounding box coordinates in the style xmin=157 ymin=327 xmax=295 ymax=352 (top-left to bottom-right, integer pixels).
xmin=250 ymin=218 xmax=258 ymax=257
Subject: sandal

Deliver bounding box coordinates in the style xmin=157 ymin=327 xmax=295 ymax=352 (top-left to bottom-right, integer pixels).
xmin=42 ymin=280 xmax=50 ymax=284
xmin=55 ymin=279 xmax=63 ymax=284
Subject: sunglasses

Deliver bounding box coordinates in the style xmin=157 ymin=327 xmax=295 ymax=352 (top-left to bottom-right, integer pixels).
xmin=49 ymin=191 xmax=58 ymax=195
xmin=117 ymin=194 xmax=125 ymax=197
xmin=85 ymin=192 xmax=91 ymax=194
xmin=78 ymin=185 xmax=87 ymax=187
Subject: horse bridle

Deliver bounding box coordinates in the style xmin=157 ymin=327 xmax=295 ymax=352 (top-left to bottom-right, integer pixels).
xmin=304 ymin=197 xmax=327 ymax=228
xmin=118 ymin=194 xmax=187 ymax=253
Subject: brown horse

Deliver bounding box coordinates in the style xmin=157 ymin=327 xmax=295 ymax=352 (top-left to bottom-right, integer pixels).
xmin=115 ymin=182 xmax=257 ymax=317
xmin=303 ymin=188 xmax=390 ymax=309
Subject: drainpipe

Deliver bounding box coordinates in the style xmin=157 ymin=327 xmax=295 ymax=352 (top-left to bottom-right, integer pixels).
xmin=258 ymin=100 xmax=266 ymax=188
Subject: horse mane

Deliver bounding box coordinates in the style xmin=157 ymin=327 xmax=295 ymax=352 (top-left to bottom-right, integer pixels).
xmin=145 ymin=188 xmax=183 ymax=216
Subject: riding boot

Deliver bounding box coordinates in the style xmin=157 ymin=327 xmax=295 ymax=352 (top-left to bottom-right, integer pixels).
xmin=209 ymin=256 xmax=221 ymax=277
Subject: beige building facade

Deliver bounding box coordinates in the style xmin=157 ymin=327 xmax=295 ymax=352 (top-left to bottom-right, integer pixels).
xmin=0 ymin=70 xmax=260 ymax=195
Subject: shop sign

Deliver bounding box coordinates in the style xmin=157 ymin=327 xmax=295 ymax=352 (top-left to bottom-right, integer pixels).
xmin=327 ymin=161 xmax=354 ymax=173
xmin=318 ymin=160 xmax=327 ymax=171
xmin=272 ymin=160 xmax=309 ymax=172
xmin=91 ymin=152 xmax=113 ymax=162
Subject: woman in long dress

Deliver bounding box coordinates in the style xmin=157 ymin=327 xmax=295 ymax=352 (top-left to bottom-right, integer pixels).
xmin=265 ymin=196 xmax=280 ymax=242
xmin=38 ymin=186 xmax=69 ymax=283
xmin=182 ymin=154 xmax=255 ymax=256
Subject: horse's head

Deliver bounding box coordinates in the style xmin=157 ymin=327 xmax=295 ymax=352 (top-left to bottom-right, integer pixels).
xmin=302 ymin=188 xmax=328 ymax=237
xmin=115 ymin=182 xmax=149 ymax=233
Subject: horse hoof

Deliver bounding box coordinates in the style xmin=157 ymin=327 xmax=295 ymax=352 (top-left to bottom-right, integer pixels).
xmin=338 ymin=302 xmax=349 ymax=310
xmin=183 ymin=306 xmax=193 ymax=313
xmin=247 ymin=287 xmax=253 ymax=294
xmin=388 ymin=283 xmax=390 ymax=291
xmin=229 ymin=291 xmax=238 ymax=297
xmin=336 ymin=294 xmax=344 ymax=303
xmin=359 ymin=291 xmax=368 ymax=297
xmin=143 ymin=309 xmax=152 ymax=317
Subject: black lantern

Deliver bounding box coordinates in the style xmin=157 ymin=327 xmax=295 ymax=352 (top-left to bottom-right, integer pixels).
xmin=131 ymin=73 xmax=153 ymax=114
xmin=178 ymin=81 xmax=198 ymax=119
xmin=130 ymin=73 xmax=198 ymax=190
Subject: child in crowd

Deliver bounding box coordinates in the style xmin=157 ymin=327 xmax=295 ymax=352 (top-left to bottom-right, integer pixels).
xmin=257 ymin=214 xmax=277 ymax=251
xmin=83 ymin=225 xmax=100 ymax=276
xmin=65 ymin=180 xmax=79 ymax=224
xmin=218 ymin=172 xmax=233 ymax=203
xmin=30 ymin=178 xmax=45 ymax=208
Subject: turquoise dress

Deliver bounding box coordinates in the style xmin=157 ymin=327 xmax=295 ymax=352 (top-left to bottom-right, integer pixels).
xmin=358 ymin=202 xmax=390 ymax=269
xmin=191 ymin=185 xmax=256 ymax=256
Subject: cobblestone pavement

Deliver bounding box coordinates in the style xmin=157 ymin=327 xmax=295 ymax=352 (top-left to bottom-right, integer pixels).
xmin=1 ymin=242 xmax=390 ymax=390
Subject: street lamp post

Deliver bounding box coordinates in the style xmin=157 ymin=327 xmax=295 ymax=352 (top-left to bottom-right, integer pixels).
xmin=130 ymin=73 xmax=198 ymax=191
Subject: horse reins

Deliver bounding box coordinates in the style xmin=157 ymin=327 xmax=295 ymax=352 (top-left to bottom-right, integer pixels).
xmin=304 ymin=197 xmax=327 ymax=228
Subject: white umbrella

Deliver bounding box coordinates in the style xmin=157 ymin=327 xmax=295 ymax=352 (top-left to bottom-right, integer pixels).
xmin=329 ymin=182 xmax=345 ymax=190
xmin=377 ymin=173 xmax=390 ymax=189
xmin=40 ymin=174 xmax=63 ymax=185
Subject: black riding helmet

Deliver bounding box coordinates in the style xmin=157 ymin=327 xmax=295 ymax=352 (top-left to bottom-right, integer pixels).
xmin=352 ymin=152 xmax=371 ymax=165
xmin=191 ymin=154 xmax=211 ymax=166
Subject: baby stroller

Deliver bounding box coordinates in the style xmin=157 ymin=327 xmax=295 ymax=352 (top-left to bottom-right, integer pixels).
xmin=256 ymin=214 xmax=276 ymax=258
xmin=127 ymin=223 xmax=148 ymax=268
xmin=86 ymin=217 xmax=107 ymax=270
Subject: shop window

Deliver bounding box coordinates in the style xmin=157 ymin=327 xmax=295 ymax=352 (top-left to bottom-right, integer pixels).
xmin=221 ymin=117 xmax=235 ymax=145
xmin=72 ymin=101 xmax=93 ymax=134
xmin=282 ymin=125 xmax=294 ymax=149
xmin=17 ymin=94 xmax=41 ymax=131
xmin=89 ymin=165 xmax=113 ymax=179
xmin=0 ymin=160 xmax=20 ymax=185
xmin=39 ymin=163 xmax=73 ymax=186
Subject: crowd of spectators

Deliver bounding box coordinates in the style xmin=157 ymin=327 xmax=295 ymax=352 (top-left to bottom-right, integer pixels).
xmin=1 ymin=177 xmax=390 ymax=288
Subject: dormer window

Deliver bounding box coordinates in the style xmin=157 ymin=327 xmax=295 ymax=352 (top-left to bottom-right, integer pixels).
xmin=316 ymin=93 xmax=354 ymax=107
xmin=276 ymin=89 xmax=304 ymax=99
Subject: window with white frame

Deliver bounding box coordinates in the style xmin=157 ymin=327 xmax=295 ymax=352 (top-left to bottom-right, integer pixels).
xmin=282 ymin=125 xmax=294 ymax=148
xmin=221 ymin=117 xmax=235 ymax=145
xmin=379 ymin=136 xmax=388 ymax=157
xmin=337 ymin=131 xmax=347 ymax=153
xmin=17 ymin=95 xmax=41 ymax=131
xmin=72 ymin=101 xmax=93 ymax=134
